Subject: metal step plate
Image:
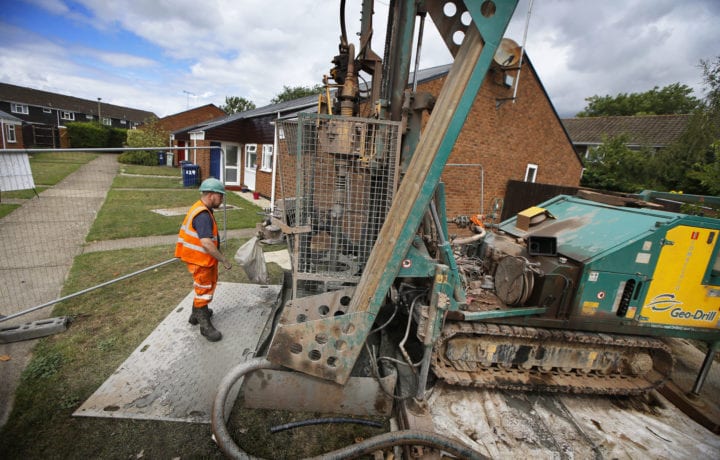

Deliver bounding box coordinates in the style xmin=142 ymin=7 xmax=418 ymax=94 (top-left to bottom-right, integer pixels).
xmin=74 ymin=282 xmax=280 ymax=424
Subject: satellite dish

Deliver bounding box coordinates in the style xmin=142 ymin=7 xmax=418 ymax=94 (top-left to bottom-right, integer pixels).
xmin=493 ymin=38 xmax=522 ymax=68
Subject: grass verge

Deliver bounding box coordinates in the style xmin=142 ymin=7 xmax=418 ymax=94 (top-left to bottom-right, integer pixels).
xmin=29 ymin=152 xmax=98 ymax=186
xmin=120 ymin=164 xmax=181 ymax=177
xmin=87 ymin=188 xmax=263 ymax=241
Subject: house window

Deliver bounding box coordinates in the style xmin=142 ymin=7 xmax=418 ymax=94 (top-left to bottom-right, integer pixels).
xmin=120 ymin=119 xmax=127 ymax=125
xmin=86 ymin=114 xmax=94 ymax=120
xmin=11 ymin=103 xmax=29 ymax=115
xmin=43 ymin=107 xmax=52 ymax=114
xmin=61 ymin=111 xmax=75 ymax=121
xmin=524 ymin=163 xmax=538 ymax=183
xmin=261 ymin=144 xmax=273 ymax=171
xmin=6 ymin=124 xmax=17 ymax=143
xmin=245 ymin=144 xmax=258 ymax=168
xmin=102 ymin=117 xmax=111 ymax=126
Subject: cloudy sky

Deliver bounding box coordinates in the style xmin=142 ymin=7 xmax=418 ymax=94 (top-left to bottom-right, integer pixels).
xmin=1 ymin=0 xmax=718 ymax=118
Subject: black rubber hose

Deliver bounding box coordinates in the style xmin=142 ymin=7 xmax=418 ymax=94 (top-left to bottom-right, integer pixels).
xmin=270 ymin=417 xmax=383 ymax=434
xmin=339 ymin=0 xmax=347 ymax=45
xmin=211 ymin=357 xmax=487 ymax=460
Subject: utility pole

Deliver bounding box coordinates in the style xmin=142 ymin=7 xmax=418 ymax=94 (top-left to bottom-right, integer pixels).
xmin=97 ymin=98 xmax=102 ymax=123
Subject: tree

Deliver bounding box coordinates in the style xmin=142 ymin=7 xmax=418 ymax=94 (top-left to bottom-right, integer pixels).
xmin=580 ymin=134 xmax=654 ymax=192
xmin=221 ymin=96 xmax=256 ymax=114
xmin=120 ymin=116 xmax=169 ymax=165
xmin=576 ymin=83 xmax=700 ymax=117
xmin=271 ymin=84 xmax=324 ymax=104
xmin=653 ymin=57 xmax=720 ymax=194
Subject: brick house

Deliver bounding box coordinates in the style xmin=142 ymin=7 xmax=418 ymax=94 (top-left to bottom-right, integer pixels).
xmin=562 ymin=114 xmax=690 ymax=158
xmin=171 ymin=56 xmax=582 ymax=219
xmin=433 ymin=57 xmax=582 ymax=220
xmin=0 ymin=82 xmax=156 ymax=147
xmin=171 ymin=96 xmax=318 ymax=193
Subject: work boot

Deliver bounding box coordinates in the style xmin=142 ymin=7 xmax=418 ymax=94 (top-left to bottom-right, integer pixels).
xmin=188 ymin=307 xmax=213 ymax=325
xmin=197 ymin=306 xmax=222 ymax=342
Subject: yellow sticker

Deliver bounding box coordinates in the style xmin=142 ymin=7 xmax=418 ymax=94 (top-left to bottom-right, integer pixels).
xmin=582 ymin=301 xmax=599 ymax=315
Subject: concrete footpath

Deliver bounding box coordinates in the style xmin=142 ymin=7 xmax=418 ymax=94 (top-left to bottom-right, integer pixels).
xmin=0 ymin=156 xmax=272 ymax=428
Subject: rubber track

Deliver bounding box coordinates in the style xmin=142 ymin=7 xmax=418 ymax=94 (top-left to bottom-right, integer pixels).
xmin=432 ymin=321 xmax=675 ymax=395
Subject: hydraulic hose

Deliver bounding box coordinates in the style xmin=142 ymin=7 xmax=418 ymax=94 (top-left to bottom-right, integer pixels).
xmin=270 ymin=417 xmax=383 ymax=434
xmin=211 ymin=357 xmax=486 ymax=460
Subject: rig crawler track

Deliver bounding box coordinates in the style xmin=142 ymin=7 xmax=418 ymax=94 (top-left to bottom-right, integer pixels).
xmin=433 ymin=322 xmax=674 ymax=395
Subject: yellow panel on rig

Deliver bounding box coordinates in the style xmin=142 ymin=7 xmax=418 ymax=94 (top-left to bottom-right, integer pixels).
xmin=641 ymin=225 xmax=720 ymax=329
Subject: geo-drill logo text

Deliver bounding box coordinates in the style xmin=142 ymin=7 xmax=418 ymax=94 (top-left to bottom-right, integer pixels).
xmin=647 ymin=293 xmax=717 ymax=322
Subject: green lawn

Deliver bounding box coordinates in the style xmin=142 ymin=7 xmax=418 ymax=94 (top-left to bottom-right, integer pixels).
xmin=87 ymin=189 xmax=263 ymax=241
xmin=111 ymin=174 xmax=185 ymax=189
xmin=120 ymin=164 xmax=181 ymax=177
xmin=29 ymin=152 xmax=98 ymax=186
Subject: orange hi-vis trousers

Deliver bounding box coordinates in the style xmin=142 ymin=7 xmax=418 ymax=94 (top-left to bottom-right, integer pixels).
xmin=187 ymin=263 xmax=218 ymax=308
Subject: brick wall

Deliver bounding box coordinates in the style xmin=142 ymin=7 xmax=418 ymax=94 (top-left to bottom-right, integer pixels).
xmin=255 ymin=167 xmax=272 ymax=198
xmin=439 ymin=63 xmax=582 ymax=221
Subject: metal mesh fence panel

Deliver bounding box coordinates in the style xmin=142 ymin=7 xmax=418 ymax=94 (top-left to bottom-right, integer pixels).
xmin=0 ymin=149 xmax=233 ymax=324
xmin=0 ymin=151 xmax=120 ymax=322
xmin=277 ymin=113 xmax=401 ymax=297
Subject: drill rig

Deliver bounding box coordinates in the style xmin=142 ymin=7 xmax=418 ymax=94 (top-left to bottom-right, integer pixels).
xmin=213 ymin=0 xmax=720 ymax=457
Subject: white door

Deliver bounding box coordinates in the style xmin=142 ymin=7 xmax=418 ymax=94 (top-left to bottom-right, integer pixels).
xmin=224 ymin=144 xmax=240 ymax=186
xmin=244 ymin=144 xmax=257 ymax=190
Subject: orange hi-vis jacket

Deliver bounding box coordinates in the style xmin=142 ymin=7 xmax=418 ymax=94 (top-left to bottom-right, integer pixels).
xmin=175 ymin=200 xmax=219 ymax=267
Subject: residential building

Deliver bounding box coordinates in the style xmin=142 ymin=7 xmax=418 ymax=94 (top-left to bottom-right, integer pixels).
xmin=0 ymin=82 xmax=156 ymax=147
xmin=562 ymin=114 xmax=691 ymax=158
xmin=172 ymin=95 xmax=319 ymax=194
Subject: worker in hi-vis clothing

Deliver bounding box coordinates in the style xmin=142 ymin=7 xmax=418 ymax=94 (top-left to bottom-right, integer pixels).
xmin=175 ymin=178 xmax=232 ymax=342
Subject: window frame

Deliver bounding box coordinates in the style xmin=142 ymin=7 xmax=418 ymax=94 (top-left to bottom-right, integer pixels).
xmin=102 ymin=117 xmax=112 ymax=126
xmin=524 ymin=163 xmax=538 ymax=183
xmin=11 ymin=103 xmax=29 ymax=115
xmin=61 ymin=111 xmax=75 ymax=121
xmin=6 ymin=124 xmax=17 ymax=143
xmin=245 ymin=143 xmax=258 ymax=169
xmin=261 ymin=144 xmax=273 ymax=171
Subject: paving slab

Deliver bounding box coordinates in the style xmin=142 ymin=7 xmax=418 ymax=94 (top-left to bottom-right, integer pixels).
xmin=74 ymin=282 xmax=280 ymax=424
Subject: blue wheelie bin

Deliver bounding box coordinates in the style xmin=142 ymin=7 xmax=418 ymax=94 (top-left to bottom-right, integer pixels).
xmin=182 ymin=164 xmax=200 ymax=187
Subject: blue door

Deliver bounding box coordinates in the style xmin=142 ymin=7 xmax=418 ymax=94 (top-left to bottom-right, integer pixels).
xmin=210 ymin=142 xmax=222 ymax=179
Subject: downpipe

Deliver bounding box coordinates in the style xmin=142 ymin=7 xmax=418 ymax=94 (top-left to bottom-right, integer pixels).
xmin=211 ymin=357 xmax=486 ymax=460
